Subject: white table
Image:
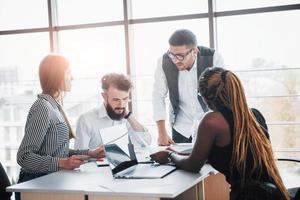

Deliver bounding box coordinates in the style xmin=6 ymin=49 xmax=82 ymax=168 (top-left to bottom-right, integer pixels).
xmin=7 ymin=162 xmax=227 ymax=200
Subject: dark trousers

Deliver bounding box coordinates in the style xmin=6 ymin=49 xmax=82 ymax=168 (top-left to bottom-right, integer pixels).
xmin=15 ymin=170 xmax=47 ymax=200
xmin=172 ymin=128 xmax=192 ymax=143
xmin=0 ymin=162 xmax=12 ymax=200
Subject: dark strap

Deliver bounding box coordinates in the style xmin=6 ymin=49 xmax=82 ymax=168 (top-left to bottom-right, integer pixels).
xmin=197 ymin=94 xmax=209 ymax=112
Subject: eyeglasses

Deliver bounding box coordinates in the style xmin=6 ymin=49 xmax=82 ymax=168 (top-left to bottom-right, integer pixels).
xmin=167 ymin=48 xmax=193 ymax=61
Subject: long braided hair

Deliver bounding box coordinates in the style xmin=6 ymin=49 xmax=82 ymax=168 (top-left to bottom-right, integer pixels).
xmin=199 ymin=67 xmax=289 ymax=200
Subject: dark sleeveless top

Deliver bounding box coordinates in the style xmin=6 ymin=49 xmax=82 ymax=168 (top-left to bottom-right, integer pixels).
xmin=207 ymin=107 xmax=274 ymax=185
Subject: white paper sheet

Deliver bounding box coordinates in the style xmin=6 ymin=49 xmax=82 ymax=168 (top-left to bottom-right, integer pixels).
xmin=99 ymin=123 xmax=130 ymax=156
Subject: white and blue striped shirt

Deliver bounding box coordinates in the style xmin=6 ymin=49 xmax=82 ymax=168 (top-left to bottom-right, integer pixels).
xmin=17 ymin=94 xmax=88 ymax=174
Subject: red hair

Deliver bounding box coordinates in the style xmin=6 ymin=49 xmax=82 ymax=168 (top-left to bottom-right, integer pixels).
xmin=39 ymin=54 xmax=75 ymax=139
xmin=39 ymin=54 xmax=69 ymax=98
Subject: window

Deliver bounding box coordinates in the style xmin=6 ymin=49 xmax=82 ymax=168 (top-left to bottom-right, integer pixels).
xmin=215 ymin=0 xmax=300 ymax=11
xmin=216 ymin=10 xmax=300 ymax=157
xmin=0 ymin=32 xmax=49 ymax=178
xmin=130 ymin=0 xmax=208 ymax=19
xmin=216 ymin=10 xmax=300 ymax=70
xmin=58 ymin=26 xmax=126 ymax=121
xmin=5 ymin=147 xmax=11 ymax=160
xmin=56 ymin=0 xmax=123 ymax=26
xmin=0 ymin=0 xmax=48 ymax=30
xmin=0 ymin=0 xmax=299 ymax=180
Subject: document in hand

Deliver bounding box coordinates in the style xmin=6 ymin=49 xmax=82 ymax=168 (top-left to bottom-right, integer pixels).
xmin=99 ymin=123 xmax=130 ymax=156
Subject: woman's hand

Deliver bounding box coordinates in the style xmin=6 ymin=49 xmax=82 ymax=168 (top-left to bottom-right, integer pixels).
xmin=59 ymin=155 xmax=87 ymax=170
xmin=150 ymin=150 xmax=171 ymax=164
xmin=88 ymin=146 xmax=105 ymax=159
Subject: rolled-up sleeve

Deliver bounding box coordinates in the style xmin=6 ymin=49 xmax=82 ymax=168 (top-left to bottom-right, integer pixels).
xmin=128 ymin=125 xmax=152 ymax=147
xmin=17 ymin=104 xmax=59 ymax=173
xmin=152 ymin=57 xmax=168 ymax=122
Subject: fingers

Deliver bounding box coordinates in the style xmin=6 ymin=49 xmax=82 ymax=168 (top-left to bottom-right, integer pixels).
xmin=169 ymin=138 xmax=175 ymax=145
xmin=150 ymin=152 xmax=159 ymax=161
xmin=70 ymin=155 xmax=88 ymax=167
xmin=72 ymin=155 xmax=90 ymax=161
xmin=89 ymin=146 xmax=106 ymax=159
xmin=167 ymin=135 xmax=175 ymax=144
xmin=60 ymin=157 xmax=83 ymax=170
xmin=149 ymin=151 xmax=170 ymax=164
xmin=158 ymin=139 xmax=170 ymax=146
xmin=158 ymin=135 xmax=175 ymax=146
xmin=166 ymin=146 xmax=175 ymax=151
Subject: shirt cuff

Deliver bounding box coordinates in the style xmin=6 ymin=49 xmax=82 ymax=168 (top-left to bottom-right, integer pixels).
xmin=49 ymin=157 xmax=60 ymax=172
xmin=69 ymin=149 xmax=89 ymax=156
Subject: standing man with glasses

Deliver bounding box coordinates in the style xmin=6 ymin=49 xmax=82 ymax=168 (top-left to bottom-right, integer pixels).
xmin=75 ymin=73 xmax=151 ymax=150
xmin=153 ymin=29 xmax=225 ymax=145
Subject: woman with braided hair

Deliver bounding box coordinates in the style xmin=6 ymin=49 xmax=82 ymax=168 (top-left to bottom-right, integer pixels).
xmin=151 ymin=67 xmax=289 ymax=199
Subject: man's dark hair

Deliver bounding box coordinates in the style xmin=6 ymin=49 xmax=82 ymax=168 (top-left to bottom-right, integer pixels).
xmin=101 ymin=73 xmax=132 ymax=91
xmin=168 ymin=29 xmax=197 ymax=47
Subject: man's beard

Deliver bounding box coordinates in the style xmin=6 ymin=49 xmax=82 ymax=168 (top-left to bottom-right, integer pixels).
xmin=105 ymin=103 xmax=126 ymax=120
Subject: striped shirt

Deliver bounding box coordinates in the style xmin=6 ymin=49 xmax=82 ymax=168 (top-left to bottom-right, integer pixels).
xmin=17 ymin=94 xmax=88 ymax=174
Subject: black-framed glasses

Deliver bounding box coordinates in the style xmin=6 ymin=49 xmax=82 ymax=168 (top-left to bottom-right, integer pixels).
xmin=167 ymin=48 xmax=193 ymax=61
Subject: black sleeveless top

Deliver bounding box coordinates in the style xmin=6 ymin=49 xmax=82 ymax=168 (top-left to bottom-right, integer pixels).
xmin=207 ymin=107 xmax=274 ymax=185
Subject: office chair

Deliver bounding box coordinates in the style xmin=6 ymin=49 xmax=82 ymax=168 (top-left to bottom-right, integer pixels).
xmin=231 ymin=180 xmax=285 ymax=200
xmin=277 ymin=158 xmax=300 ymax=200
xmin=0 ymin=162 xmax=12 ymax=200
xmin=230 ymin=158 xmax=300 ymax=200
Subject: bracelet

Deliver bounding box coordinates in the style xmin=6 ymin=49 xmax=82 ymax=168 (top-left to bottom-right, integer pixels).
xmin=124 ymin=111 xmax=132 ymax=119
xmin=168 ymin=151 xmax=176 ymax=158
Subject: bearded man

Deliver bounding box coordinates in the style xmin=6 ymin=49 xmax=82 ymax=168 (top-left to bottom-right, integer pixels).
xmin=74 ymin=73 xmax=151 ymax=149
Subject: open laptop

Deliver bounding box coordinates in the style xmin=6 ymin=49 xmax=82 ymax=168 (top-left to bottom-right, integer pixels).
xmin=99 ymin=124 xmax=176 ymax=179
xmin=104 ymin=143 xmax=176 ymax=179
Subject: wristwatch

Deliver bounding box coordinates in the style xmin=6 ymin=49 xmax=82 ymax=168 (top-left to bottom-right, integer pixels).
xmin=168 ymin=151 xmax=176 ymax=163
xmin=124 ymin=111 xmax=132 ymax=119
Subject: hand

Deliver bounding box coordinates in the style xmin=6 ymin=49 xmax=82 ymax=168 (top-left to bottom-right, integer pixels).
xmin=59 ymin=155 xmax=86 ymax=170
xmin=166 ymin=147 xmax=180 ymax=154
xmin=150 ymin=150 xmax=170 ymax=164
xmin=157 ymin=133 xmax=175 ymax=146
xmin=123 ymin=108 xmax=129 ymax=116
xmin=88 ymin=146 xmax=105 ymax=159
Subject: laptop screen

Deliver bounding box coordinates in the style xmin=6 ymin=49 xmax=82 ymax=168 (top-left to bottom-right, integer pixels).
xmin=104 ymin=143 xmax=137 ymax=175
xmin=99 ymin=124 xmax=138 ymax=175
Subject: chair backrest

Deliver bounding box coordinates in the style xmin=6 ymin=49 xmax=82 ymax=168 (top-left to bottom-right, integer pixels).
xmin=277 ymin=158 xmax=300 ymax=200
xmin=232 ymin=180 xmax=285 ymax=200
xmin=0 ymin=162 xmax=12 ymax=200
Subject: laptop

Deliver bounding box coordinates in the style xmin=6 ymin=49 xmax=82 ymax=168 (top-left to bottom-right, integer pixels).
xmin=104 ymin=143 xmax=176 ymax=179
xmin=99 ymin=124 xmax=176 ymax=179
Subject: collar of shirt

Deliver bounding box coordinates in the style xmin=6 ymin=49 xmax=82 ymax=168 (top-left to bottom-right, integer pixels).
xmin=97 ymin=103 xmax=109 ymax=119
xmin=38 ymin=94 xmax=60 ymax=109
